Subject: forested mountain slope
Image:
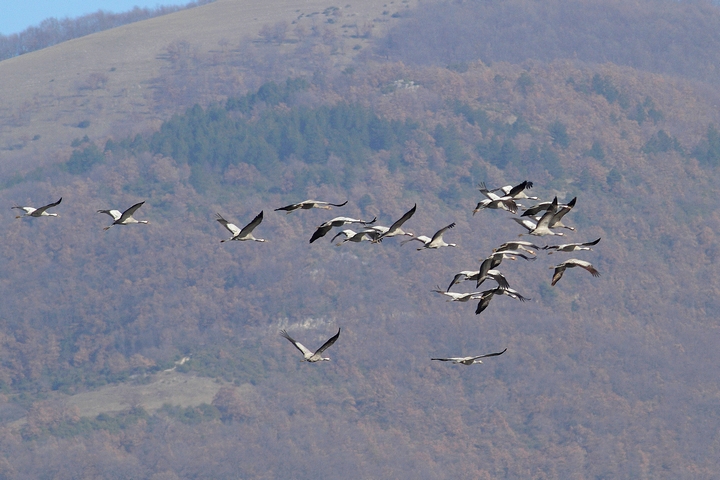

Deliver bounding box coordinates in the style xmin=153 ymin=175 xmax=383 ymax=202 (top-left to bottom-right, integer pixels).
xmin=0 ymin=0 xmax=719 ymax=478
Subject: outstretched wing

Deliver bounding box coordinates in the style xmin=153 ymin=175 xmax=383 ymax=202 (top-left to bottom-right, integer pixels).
xmin=475 ymin=291 xmax=495 ymax=315
xmin=475 ymin=348 xmax=508 ymax=359
xmin=496 ymin=240 xmax=541 ymax=252
xmin=522 ymin=201 xmax=552 ymax=217
xmin=238 ymin=211 xmax=264 ymax=237
xmin=551 ymin=197 xmax=577 ymax=223
xmin=215 ymin=213 xmax=242 ymax=236
xmin=479 ymin=269 xmax=510 ymax=290
xmin=280 ymin=330 xmax=313 ymax=357
xmin=551 ymin=265 xmax=567 ymax=286
xmin=565 ymin=259 xmax=601 ymax=277
xmin=314 ymin=328 xmax=341 ymax=356
xmin=512 ymin=217 xmax=537 ymax=232
xmin=507 ymin=180 xmax=533 ymax=198
xmin=98 ymin=209 xmax=122 ymax=221
xmin=501 ymin=287 xmax=530 ymax=301
xmin=275 ymin=202 xmax=301 ymax=213
xmin=535 ymin=197 xmax=558 ymax=230
xmin=33 ymin=197 xmax=62 ymax=215
xmin=429 ymin=223 xmax=455 ymax=244
xmin=401 ymin=236 xmax=429 ymax=246
xmin=388 ymin=204 xmax=416 ymax=231
xmin=447 ymin=272 xmax=470 ymax=292
xmin=582 ymin=237 xmax=602 ymax=247
xmin=118 ymin=201 xmax=145 ymax=222
xmin=330 ymin=229 xmax=354 ymax=244
xmin=310 ymin=224 xmax=332 ymax=243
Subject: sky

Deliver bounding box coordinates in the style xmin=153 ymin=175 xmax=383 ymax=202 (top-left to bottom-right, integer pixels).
xmin=0 ymin=1 xmax=191 ymax=36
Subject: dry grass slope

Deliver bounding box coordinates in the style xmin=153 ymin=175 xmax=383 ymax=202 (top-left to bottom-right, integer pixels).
xmin=8 ymin=371 xmax=230 ymax=430
xmin=0 ymin=0 xmax=416 ymax=176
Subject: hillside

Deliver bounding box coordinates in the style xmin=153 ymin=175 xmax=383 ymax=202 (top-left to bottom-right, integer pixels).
xmin=1 ymin=0 xmax=720 ymax=478
xmin=0 ymin=1 xmax=214 ymax=61
xmin=0 ymin=0 xmax=416 ymax=177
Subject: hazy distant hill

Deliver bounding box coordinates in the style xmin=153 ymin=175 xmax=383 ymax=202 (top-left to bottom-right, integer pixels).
xmin=0 ymin=0 xmax=719 ymax=478
xmin=379 ymin=0 xmax=720 ymax=84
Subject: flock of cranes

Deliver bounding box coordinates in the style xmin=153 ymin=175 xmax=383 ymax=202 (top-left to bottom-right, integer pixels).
xmin=13 ymin=180 xmax=600 ymax=366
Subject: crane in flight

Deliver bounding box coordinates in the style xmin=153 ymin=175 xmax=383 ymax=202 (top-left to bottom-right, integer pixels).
xmin=280 ymin=328 xmax=341 ymax=362
xmin=13 ymin=198 xmax=62 ymax=218
xmin=401 ymin=223 xmax=456 ymax=250
xmin=98 ymin=201 xmax=149 ymax=230
xmin=432 ymin=348 xmax=507 ymax=365
xmin=550 ymin=259 xmax=600 ymax=286
xmin=216 ymin=211 xmax=266 ymax=242
xmin=275 ymin=199 xmax=348 ymax=213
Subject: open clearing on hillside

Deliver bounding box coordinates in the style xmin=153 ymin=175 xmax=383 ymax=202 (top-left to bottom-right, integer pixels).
xmin=8 ymin=371 xmax=241 ymax=430
xmin=63 ymin=371 xmax=226 ymax=416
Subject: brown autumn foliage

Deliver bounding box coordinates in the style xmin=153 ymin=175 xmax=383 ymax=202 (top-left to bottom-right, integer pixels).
xmin=0 ymin=0 xmax=720 ymax=478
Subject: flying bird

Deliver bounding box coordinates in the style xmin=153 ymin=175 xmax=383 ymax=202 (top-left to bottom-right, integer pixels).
xmin=373 ymin=204 xmax=417 ymax=242
xmin=330 ymin=229 xmax=377 ymax=245
xmin=477 ymin=250 xmax=535 ymax=288
xmin=544 ymin=238 xmax=601 ymax=254
xmin=494 ymin=240 xmax=542 ymax=255
xmin=522 ymin=197 xmax=576 ymax=218
xmin=512 ymin=197 xmax=564 ymax=236
xmin=447 ymin=269 xmax=509 ymax=292
xmin=494 ymin=181 xmax=537 ymax=200
xmin=431 ymin=286 xmax=484 ymax=302
xmin=473 ymin=183 xmax=518 ymax=214
xmin=523 ymin=197 xmax=577 ymax=231
xmin=280 ymin=328 xmax=341 ymax=362
xmin=550 ymin=259 xmax=600 ymax=286
xmin=401 ymin=223 xmax=456 ymax=250
xmin=545 ymin=197 xmax=577 ymax=231
xmin=216 ymin=211 xmax=266 ymax=242
xmin=98 ymin=201 xmax=149 ymax=230
xmin=12 ymin=198 xmax=62 ymax=218
xmin=475 ymin=287 xmax=530 ymax=315
xmin=274 ymin=199 xmax=348 ymax=213
xmin=432 ymin=348 xmax=507 ymax=365
xmin=309 ymin=216 xmax=376 ymax=243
